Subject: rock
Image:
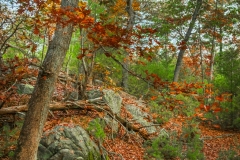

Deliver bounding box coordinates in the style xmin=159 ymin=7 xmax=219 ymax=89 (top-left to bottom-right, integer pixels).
xmin=93 ymin=79 xmax=104 ymax=86
xmin=102 ymin=90 xmax=122 ymax=133
xmin=16 ymin=83 xmax=34 ymax=94
xmin=102 ymin=89 xmax=122 ymax=114
xmin=37 ymin=125 xmax=100 ymax=160
xmin=69 ymin=91 xmax=78 ymax=101
xmin=86 ymin=90 xmax=103 ymax=100
xmin=124 ymin=104 xmax=157 ymax=134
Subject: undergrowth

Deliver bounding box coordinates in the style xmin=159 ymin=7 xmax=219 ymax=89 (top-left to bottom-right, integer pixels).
xmin=0 ymin=120 xmax=23 ymax=158
xmin=144 ymin=118 xmax=204 ymax=160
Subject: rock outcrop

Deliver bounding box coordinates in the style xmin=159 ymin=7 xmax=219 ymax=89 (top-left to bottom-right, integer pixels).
xmin=35 ymin=89 xmax=160 ymax=160
xmin=37 ymin=126 xmax=100 ymax=160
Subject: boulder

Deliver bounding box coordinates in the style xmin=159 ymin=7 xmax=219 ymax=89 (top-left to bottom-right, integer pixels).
xmin=102 ymin=90 xmax=122 ymax=133
xmin=124 ymin=102 xmax=158 ymax=134
xmin=86 ymin=90 xmax=103 ymax=100
xmin=37 ymin=125 xmax=100 ymax=160
xmin=102 ymin=89 xmax=122 ymax=114
xmin=17 ymin=83 xmax=34 ymax=94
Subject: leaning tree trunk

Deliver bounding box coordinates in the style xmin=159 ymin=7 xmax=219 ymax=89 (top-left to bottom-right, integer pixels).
xmin=14 ymin=0 xmax=78 ymax=160
xmin=121 ymin=0 xmax=135 ymax=91
xmin=173 ymin=0 xmax=202 ymax=82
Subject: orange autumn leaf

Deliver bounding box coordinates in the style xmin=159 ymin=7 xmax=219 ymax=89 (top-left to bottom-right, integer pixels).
xmin=199 ymin=103 xmax=204 ymax=109
xmin=15 ymin=66 xmax=26 ymax=74
xmin=85 ymin=53 xmax=93 ymax=57
xmin=151 ymin=96 xmax=157 ymax=101
xmin=212 ymin=124 xmax=221 ymax=129
xmin=151 ymin=113 xmax=158 ymax=119
xmin=98 ymin=112 xmax=105 ymax=118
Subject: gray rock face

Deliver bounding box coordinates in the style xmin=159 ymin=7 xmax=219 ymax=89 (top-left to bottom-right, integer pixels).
xmin=102 ymin=90 xmax=122 ymax=133
xmin=86 ymin=90 xmax=103 ymax=100
xmin=103 ymin=89 xmax=122 ymax=114
xmin=37 ymin=126 xmax=100 ymax=160
xmin=17 ymin=83 xmax=34 ymax=94
xmin=69 ymin=91 xmax=78 ymax=101
xmin=124 ymin=103 xmax=157 ymax=134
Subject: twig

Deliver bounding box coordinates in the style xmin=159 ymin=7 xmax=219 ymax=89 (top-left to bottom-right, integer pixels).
xmin=5 ymin=79 xmax=17 ymax=93
xmin=93 ymin=104 xmax=129 ymax=133
xmin=48 ymin=110 xmax=56 ymax=119
xmin=137 ymin=123 xmax=162 ymax=130
xmin=1 ymin=79 xmax=18 ymax=109
xmin=86 ymin=97 xmax=104 ymax=103
xmin=101 ymin=145 xmax=124 ymax=160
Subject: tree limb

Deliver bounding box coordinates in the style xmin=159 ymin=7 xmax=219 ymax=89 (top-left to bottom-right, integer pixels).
xmin=0 ymin=100 xmax=152 ymax=140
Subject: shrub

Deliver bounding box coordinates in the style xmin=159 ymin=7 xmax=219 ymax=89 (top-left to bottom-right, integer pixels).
xmin=145 ymin=119 xmax=204 ymax=160
xmin=0 ymin=120 xmax=23 ymax=158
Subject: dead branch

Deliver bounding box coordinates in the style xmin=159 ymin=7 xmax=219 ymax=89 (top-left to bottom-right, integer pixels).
xmin=0 ymin=100 xmax=152 ymax=140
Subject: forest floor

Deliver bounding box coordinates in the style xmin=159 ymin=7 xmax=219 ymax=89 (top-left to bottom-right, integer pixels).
xmin=1 ymin=103 xmax=240 ymax=159
xmin=1 ymin=112 xmax=239 ymax=160
xmin=163 ymin=118 xmax=240 ymax=160
xmin=0 ymin=78 xmax=240 ymax=159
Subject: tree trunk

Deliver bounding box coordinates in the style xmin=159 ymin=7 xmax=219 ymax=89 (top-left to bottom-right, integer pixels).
xmin=209 ymin=26 xmax=216 ymax=81
xmin=198 ymin=20 xmax=204 ymax=84
xmin=14 ymin=0 xmax=78 ymax=160
xmin=173 ymin=0 xmax=202 ymax=82
xmin=209 ymin=0 xmax=219 ymax=82
xmin=121 ymin=0 xmax=135 ymax=91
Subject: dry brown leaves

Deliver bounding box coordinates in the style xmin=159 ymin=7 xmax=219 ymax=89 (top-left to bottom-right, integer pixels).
xmin=103 ymin=137 xmax=144 ymax=160
xmin=200 ymin=125 xmax=240 ymax=160
xmin=162 ymin=117 xmax=240 ymax=160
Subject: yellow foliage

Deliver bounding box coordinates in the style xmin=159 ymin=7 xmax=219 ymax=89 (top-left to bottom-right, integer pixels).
xmin=78 ymin=1 xmax=86 ymax=7
xmin=111 ymin=0 xmax=140 ymax=17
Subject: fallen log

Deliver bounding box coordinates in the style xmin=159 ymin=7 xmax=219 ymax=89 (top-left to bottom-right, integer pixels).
xmin=0 ymin=100 xmax=152 ymax=140
xmin=0 ymin=101 xmax=86 ymax=115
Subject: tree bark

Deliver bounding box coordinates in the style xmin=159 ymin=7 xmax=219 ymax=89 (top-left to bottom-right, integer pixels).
xmin=14 ymin=0 xmax=78 ymax=160
xmin=209 ymin=26 xmax=216 ymax=81
xmin=121 ymin=0 xmax=135 ymax=91
xmin=173 ymin=0 xmax=202 ymax=82
xmin=0 ymin=101 xmax=90 ymax=115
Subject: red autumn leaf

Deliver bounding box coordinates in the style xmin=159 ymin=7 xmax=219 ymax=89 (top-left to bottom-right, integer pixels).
xmin=213 ymin=107 xmax=222 ymax=112
xmin=195 ymin=107 xmax=201 ymax=112
xmin=0 ymin=79 xmax=6 ymax=85
xmin=0 ymin=94 xmax=6 ymax=100
xmin=147 ymin=55 xmax=152 ymax=61
xmin=178 ymin=40 xmax=187 ymax=50
xmin=77 ymin=54 xmax=85 ymax=60
xmin=215 ymin=96 xmax=224 ymax=101
xmin=204 ymin=105 xmax=210 ymax=111
xmin=211 ymin=102 xmax=219 ymax=108
xmin=104 ymin=52 xmax=111 ymax=57
xmin=33 ymin=26 xmax=40 ymax=35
